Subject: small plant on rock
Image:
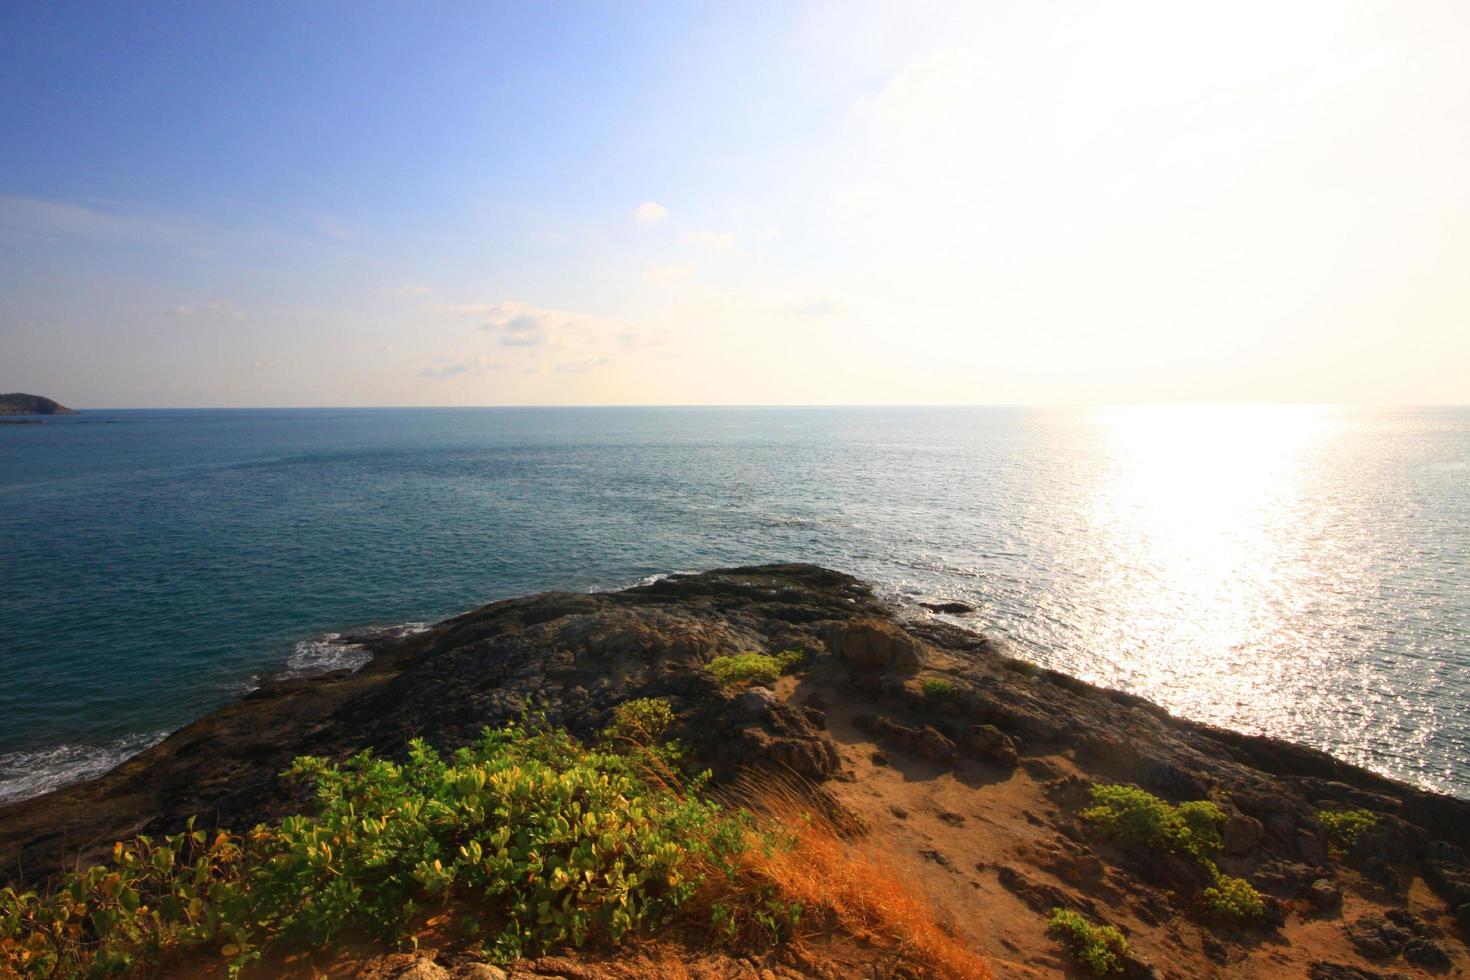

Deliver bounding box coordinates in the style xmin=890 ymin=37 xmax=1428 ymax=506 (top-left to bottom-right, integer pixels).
xmin=1047 ymin=907 xmax=1128 ymax=975
xmin=707 ymin=650 xmax=804 ymax=687
xmin=1203 ymin=873 xmax=1266 ymax=921
xmin=922 ymin=678 xmax=956 ymax=699
xmin=1319 ymin=808 xmax=1378 ymax=849
xmin=601 ymin=696 xmax=676 ymax=746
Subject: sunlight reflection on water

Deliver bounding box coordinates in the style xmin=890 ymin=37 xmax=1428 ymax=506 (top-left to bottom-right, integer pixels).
xmin=1032 ymin=405 xmax=1455 ymax=789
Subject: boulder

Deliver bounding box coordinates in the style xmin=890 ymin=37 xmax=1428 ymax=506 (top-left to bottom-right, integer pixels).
xmin=823 ymin=618 xmax=925 ymax=674
xmin=961 ymin=723 xmax=1019 ymax=768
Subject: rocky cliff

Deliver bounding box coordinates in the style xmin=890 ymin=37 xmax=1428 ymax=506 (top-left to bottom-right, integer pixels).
xmin=2 ymin=564 xmax=1467 ymax=978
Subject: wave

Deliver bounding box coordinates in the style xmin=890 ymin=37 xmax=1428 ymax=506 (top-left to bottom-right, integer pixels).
xmin=277 ymin=622 xmax=429 ymax=679
xmin=0 ymin=731 xmax=170 ymax=805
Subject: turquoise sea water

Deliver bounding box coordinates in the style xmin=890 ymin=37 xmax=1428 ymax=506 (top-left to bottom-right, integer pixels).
xmin=1 ymin=406 xmax=1467 ymax=800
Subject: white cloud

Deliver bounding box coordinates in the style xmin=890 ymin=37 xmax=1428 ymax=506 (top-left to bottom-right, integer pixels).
xmin=553 ymin=357 xmax=610 ymax=374
xmin=794 ymin=299 xmax=845 ymax=317
xmin=643 ymin=263 xmax=696 ymax=285
xmin=687 ymin=229 xmax=737 ymax=250
xmin=468 ymin=301 xmax=599 ymax=349
xmin=634 ymin=201 xmax=668 ymax=224
xmin=396 ymin=284 xmax=431 ymax=298
xmin=424 ymin=299 xmax=662 ymax=364
xmin=163 ymin=301 xmax=245 ymax=320
xmin=420 ymin=356 xmax=506 ymax=379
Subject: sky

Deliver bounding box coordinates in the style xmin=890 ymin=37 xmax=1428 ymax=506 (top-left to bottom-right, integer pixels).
xmin=1 ymin=0 xmax=1467 ymax=408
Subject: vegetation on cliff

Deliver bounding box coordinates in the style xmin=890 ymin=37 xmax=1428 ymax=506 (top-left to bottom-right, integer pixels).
xmin=1046 ymin=907 xmax=1129 ymax=976
xmin=1080 ymin=783 xmax=1265 ymax=922
xmin=0 ymin=708 xmax=989 ymax=979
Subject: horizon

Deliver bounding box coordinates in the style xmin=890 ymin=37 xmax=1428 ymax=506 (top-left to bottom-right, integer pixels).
xmin=16 ymin=399 xmax=1470 ymax=412
xmin=4 ymin=1 xmax=1470 ymax=408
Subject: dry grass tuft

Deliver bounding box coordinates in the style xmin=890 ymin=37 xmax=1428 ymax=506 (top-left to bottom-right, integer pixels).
xmin=695 ymin=771 xmax=992 ymax=980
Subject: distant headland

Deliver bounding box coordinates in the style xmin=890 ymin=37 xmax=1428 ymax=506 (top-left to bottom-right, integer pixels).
xmin=0 ymin=392 xmax=77 ymax=416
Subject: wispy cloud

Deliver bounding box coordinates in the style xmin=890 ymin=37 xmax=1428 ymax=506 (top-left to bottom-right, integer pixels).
xmin=687 ymin=229 xmax=737 ymax=251
xmin=420 ymin=356 xmax=506 ymax=379
xmin=553 ymin=356 xmax=610 ymax=374
xmin=422 ymin=299 xmax=669 ymax=380
xmin=308 ymin=212 xmax=354 ymax=240
xmin=794 ymin=299 xmax=845 ymax=317
xmin=163 ymin=301 xmax=245 ymax=320
xmin=0 ymin=195 xmax=192 ymax=243
xmin=429 ymin=299 xmax=632 ymax=350
xmin=633 ymin=201 xmax=668 ymax=224
xmin=396 ymin=284 xmax=431 ymax=298
xmin=643 ymin=263 xmax=695 ymax=285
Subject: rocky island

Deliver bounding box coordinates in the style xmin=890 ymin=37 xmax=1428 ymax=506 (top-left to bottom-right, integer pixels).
xmin=0 ymin=393 xmax=77 ymax=416
xmin=2 ymin=565 xmax=1467 ymax=978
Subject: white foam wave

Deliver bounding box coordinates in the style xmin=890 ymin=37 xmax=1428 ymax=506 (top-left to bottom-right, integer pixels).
xmin=0 ymin=731 xmax=170 ymax=805
xmin=281 ymin=633 xmax=370 ymax=677
xmin=621 ymin=570 xmax=698 ymax=590
xmin=278 ymin=622 xmax=428 ymax=679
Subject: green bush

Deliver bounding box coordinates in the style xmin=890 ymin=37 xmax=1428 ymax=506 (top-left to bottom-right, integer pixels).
xmin=1047 ymin=907 xmax=1128 ymax=975
xmin=0 ymin=721 xmax=757 ymax=976
xmin=1079 ymin=784 xmax=1225 ymax=864
xmin=1203 ymin=874 xmax=1266 ymax=921
xmin=921 ymin=678 xmax=956 ymax=699
xmin=1319 ymin=808 xmax=1378 ymax=849
xmin=601 ymin=696 xmax=676 ymax=746
xmin=706 ymin=650 xmax=804 ymax=687
xmin=1081 ymin=784 xmax=1265 ymax=923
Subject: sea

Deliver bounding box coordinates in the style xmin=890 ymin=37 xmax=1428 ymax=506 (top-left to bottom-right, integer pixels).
xmin=1 ymin=406 xmax=1466 ymax=802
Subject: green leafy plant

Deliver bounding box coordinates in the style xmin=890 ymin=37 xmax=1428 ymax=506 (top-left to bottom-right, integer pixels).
xmin=1319 ymin=808 xmax=1378 ymax=849
xmin=1080 ymin=784 xmax=1225 ymax=864
xmin=922 ymin=678 xmax=956 ymax=699
xmin=1203 ymin=874 xmax=1266 ymax=921
xmin=1047 ymin=907 xmax=1128 ymax=975
xmin=706 ymin=650 xmax=804 ymax=687
xmin=0 ymin=721 xmax=755 ymax=976
xmin=601 ymin=697 xmax=677 ymax=746
xmin=1080 ymin=784 xmax=1265 ymax=923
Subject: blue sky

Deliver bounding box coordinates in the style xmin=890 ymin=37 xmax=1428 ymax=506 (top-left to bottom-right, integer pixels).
xmin=3 ymin=1 xmax=1468 ymax=406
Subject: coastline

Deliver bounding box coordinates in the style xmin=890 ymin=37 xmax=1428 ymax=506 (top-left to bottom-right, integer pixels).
xmin=3 ymin=564 xmax=1468 ymax=976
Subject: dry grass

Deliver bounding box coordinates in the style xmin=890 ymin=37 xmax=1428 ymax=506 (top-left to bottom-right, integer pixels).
xmin=694 ymin=772 xmax=992 ymax=980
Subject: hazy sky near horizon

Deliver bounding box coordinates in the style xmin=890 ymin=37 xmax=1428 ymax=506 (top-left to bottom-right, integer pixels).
xmin=2 ymin=1 xmax=1467 ymax=407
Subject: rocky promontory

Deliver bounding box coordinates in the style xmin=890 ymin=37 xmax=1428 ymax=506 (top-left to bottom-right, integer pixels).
xmin=0 ymin=392 xmax=76 ymax=415
xmin=2 ymin=564 xmax=1467 ymax=977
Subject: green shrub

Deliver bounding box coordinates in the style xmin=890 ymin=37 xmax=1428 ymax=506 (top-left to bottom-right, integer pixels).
xmin=1081 ymin=784 xmax=1264 ymax=923
xmin=0 ymin=721 xmax=756 ymax=976
xmin=1047 ymin=907 xmax=1128 ymax=975
xmin=1203 ymin=873 xmax=1266 ymax=921
xmin=1319 ymin=808 xmax=1378 ymax=848
xmin=706 ymin=650 xmax=804 ymax=687
xmin=921 ymin=678 xmax=956 ymax=699
xmin=601 ymin=696 xmax=676 ymax=746
xmin=1080 ymin=784 xmax=1225 ymax=865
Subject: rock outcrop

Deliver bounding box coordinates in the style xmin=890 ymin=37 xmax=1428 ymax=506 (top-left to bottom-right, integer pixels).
xmin=2 ymin=563 xmax=1468 ymax=977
